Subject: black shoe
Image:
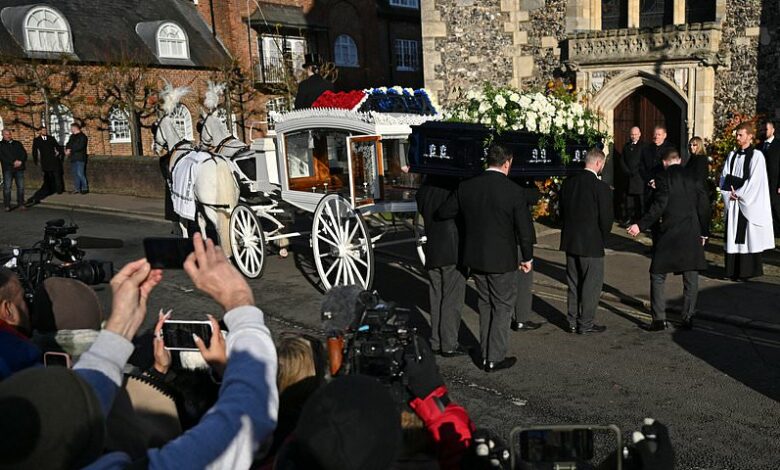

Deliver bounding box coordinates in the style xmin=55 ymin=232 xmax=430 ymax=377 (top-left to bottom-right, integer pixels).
xmin=511 ymin=320 xmax=543 ymax=332
xmin=567 ymin=325 xmax=576 ymax=333
xmin=23 ymin=199 xmax=38 ymax=208
xmin=80 ymin=190 xmax=89 ymax=194
xmin=441 ymin=345 xmax=469 ymax=358
xmin=484 ymin=356 xmax=517 ymax=372
xmin=578 ymin=325 xmax=607 ymax=334
xmin=648 ymin=320 xmax=669 ymax=331
xmin=676 ymin=318 xmax=693 ymax=330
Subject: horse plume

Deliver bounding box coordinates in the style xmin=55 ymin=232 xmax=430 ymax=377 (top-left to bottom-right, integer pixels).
xmin=159 ymin=79 xmax=192 ymax=115
xmin=204 ymin=81 xmax=226 ymax=111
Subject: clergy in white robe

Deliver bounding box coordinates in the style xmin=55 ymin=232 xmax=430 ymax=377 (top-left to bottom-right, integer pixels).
xmin=719 ymin=124 xmax=776 ymax=279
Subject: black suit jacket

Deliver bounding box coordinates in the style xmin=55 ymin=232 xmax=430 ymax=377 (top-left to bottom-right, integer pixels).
xmin=640 ymin=141 xmax=675 ymax=185
xmin=762 ymin=139 xmax=780 ymax=195
xmin=294 ymin=74 xmax=335 ymax=109
xmin=619 ymin=140 xmax=645 ymax=195
xmin=437 ymin=170 xmax=535 ymax=274
xmin=638 ymin=165 xmax=710 ymax=274
xmin=0 ymin=139 xmax=27 ymax=171
xmin=685 ymin=153 xmax=709 ymax=185
xmin=66 ymin=133 xmax=88 ymax=162
xmin=559 ymin=170 xmax=614 ymax=257
xmin=32 ymin=136 xmax=62 ymax=172
xmin=416 ymin=176 xmax=460 ymax=269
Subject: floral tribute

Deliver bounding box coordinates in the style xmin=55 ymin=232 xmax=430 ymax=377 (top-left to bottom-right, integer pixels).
xmin=705 ymin=112 xmax=763 ymax=233
xmin=312 ymin=87 xmax=439 ymax=115
xmin=311 ymin=90 xmax=368 ymax=110
xmin=446 ymin=81 xmax=607 ymax=162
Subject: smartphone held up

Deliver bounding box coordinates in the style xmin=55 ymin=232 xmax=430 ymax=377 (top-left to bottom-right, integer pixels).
xmin=161 ymin=319 xmax=214 ymax=351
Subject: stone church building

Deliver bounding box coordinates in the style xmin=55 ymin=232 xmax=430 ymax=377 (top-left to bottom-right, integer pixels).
xmin=421 ymin=0 xmax=779 ymax=153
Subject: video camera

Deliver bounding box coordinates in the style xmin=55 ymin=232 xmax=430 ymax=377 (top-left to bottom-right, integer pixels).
xmin=321 ymin=287 xmax=421 ymax=399
xmin=1 ymin=219 xmax=120 ymax=301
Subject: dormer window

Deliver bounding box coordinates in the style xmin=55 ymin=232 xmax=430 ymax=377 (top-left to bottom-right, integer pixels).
xmin=157 ymin=22 xmax=188 ymax=59
xmin=24 ymin=6 xmax=72 ymax=53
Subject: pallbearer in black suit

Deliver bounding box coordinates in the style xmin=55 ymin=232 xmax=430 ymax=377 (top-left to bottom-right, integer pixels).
xmin=416 ymin=175 xmax=467 ymax=357
xmin=437 ymin=145 xmax=536 ymax=372
xmin=26 ymin=127 xmax=63 ymax=206
xmin=761 ymin=121 xmax=780 ymax=232
xmin=559 ymin=148 xmax=613 ymax=334
xmin=512 ymin=178 xmax=543 ymax=332
xmin=628 ymin=149 xmax=710 ymax=331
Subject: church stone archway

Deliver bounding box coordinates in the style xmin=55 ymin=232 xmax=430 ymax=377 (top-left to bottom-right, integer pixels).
xmin=591 ymin=70 xmax=689 ymax=154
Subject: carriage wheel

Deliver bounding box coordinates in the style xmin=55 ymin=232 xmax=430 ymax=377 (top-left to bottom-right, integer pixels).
xmin=413 ymin=212 xmax=427 ymax=267
xmin=230 ymin=204 xmax=266 ymax=279
xmin=312 ymin=194 xmax=374 ymax=290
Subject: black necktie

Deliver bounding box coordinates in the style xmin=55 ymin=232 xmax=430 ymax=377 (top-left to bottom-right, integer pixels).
xmin=764 ymin=141 xmax=770 ymax=152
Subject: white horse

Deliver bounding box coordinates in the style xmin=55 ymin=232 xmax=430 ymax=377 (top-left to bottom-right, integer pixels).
xmin=153 ymin=84 xmax=238 ymax=253
xmin=199 ymin=82 xmax=290 ymax=258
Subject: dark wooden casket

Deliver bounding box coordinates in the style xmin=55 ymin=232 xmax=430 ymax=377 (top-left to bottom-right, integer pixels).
xmin=407 ymin=121 xmax=590 ymax=179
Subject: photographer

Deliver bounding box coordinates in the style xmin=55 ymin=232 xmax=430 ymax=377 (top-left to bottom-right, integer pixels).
xmin=0 ymin=268 xmax=41 ymax=379
xmin=0 ymin=233 xmax=279 ymax=468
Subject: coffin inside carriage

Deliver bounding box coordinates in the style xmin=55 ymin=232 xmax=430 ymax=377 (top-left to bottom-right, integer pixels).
xmin=407 ymin=121 xmax=590 ymax=179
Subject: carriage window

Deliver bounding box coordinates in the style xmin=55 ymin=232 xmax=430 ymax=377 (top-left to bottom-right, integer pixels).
xmin=285 ymin=129 xmax=352 ymax=193
xmin=381 ymin=139 xmax=420 ymax=202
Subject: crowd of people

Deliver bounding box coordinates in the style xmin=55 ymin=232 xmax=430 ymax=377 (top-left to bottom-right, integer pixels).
xmin=0 ymin=231 xmax=677 ymax=469
xmin=0 ymin=123 xmax=90 ymax=212
xmin=418 ymin=122 xmax=777 ymax=372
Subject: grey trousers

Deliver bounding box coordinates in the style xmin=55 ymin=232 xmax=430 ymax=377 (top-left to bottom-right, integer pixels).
xmin=566 ymin=254 xmax=604 ymax=330
xmin=472 ymin=271 xmax=517 ymax=362
xmin=650 ymin=271 xmax=698 ymax=321
xmin=427 ymin=265 xmax=466 ymax=351
xmin=513 ymin=270 xmax=533 ymax=322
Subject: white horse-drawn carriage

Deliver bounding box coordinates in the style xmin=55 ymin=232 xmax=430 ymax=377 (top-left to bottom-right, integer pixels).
xmin=153 ymin=83 xmax=436 ymax=290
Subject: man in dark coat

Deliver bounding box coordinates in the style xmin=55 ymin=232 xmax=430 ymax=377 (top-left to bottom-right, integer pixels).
xmin=437 ymin=145 xmax=535 ymax=372
xmin=761 ymin=121 xmax=780 ymax=232
xmin=416 ymin=176 xmax=467 ymax=357
xmin=65 ymin=122 xmax=89 ymax=194
xmin=559 ymin=148 xmax=613 ymax=334
xmin=628 ymin=149 xmax=710 ymax=331
xmin=512 ymin=178 xmax=543 ymax=332
xmin=640 ymin=126 xmax=675 ymax=211
xmin=26 ymin=127 xmax=63 ymax=205
xmin=619 ymin=126 xmax=645 ymax=224
xmin=294 ymin=54 xmax=334 ymax=110
xmin=0 ymin=129 xmax=28 ymax=211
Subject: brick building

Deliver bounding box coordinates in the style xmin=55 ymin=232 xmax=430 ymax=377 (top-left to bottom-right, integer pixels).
xmin=421 ymin=0 xmax=780 ymax=152
xmin=0 ymin=0 xmax=424 ymax=158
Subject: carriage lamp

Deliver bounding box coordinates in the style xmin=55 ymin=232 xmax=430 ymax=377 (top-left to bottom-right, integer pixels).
xmin=323 ymin=182 xmax=329 ymax=193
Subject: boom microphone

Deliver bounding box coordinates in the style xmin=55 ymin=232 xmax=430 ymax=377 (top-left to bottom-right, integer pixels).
xmin=74 ymin=236 xmax=125 ymax=249
xmin=320 ymin=286 xmax=381 ymax=337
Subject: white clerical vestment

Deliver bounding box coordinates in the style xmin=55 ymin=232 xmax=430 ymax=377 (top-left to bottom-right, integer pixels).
xmin=719 ymin=148 xmax=775 ymax=254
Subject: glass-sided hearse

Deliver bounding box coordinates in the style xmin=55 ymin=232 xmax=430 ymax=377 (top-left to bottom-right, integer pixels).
xmin=240 ymin=90 xmax=437 ymax=290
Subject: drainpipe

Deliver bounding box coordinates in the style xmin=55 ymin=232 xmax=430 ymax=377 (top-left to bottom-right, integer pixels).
xmin=209 ymin=0 xmax=217 ymax=37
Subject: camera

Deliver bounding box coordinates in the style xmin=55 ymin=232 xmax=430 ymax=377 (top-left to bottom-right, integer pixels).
xmin=1 ymin=219 xmax=115 ymax=301
xmin=346 ymin=295 xmax=418 ymax=381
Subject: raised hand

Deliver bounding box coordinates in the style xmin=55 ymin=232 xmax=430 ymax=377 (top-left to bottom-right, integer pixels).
xmin=105 ymin=258 xmax=163 ymax=340
xmin=194 ymin=314 xmax=227 ymax=378
xmin=183 ymin=232 xmax=254 ymax=314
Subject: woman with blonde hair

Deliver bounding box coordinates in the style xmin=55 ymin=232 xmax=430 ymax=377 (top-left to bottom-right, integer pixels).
xmin=687 ymin=136 xmax=709 ymax=184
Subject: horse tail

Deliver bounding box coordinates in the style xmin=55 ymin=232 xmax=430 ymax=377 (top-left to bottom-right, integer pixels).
xmin=213 ymin=157 xmax=239 ymax=255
